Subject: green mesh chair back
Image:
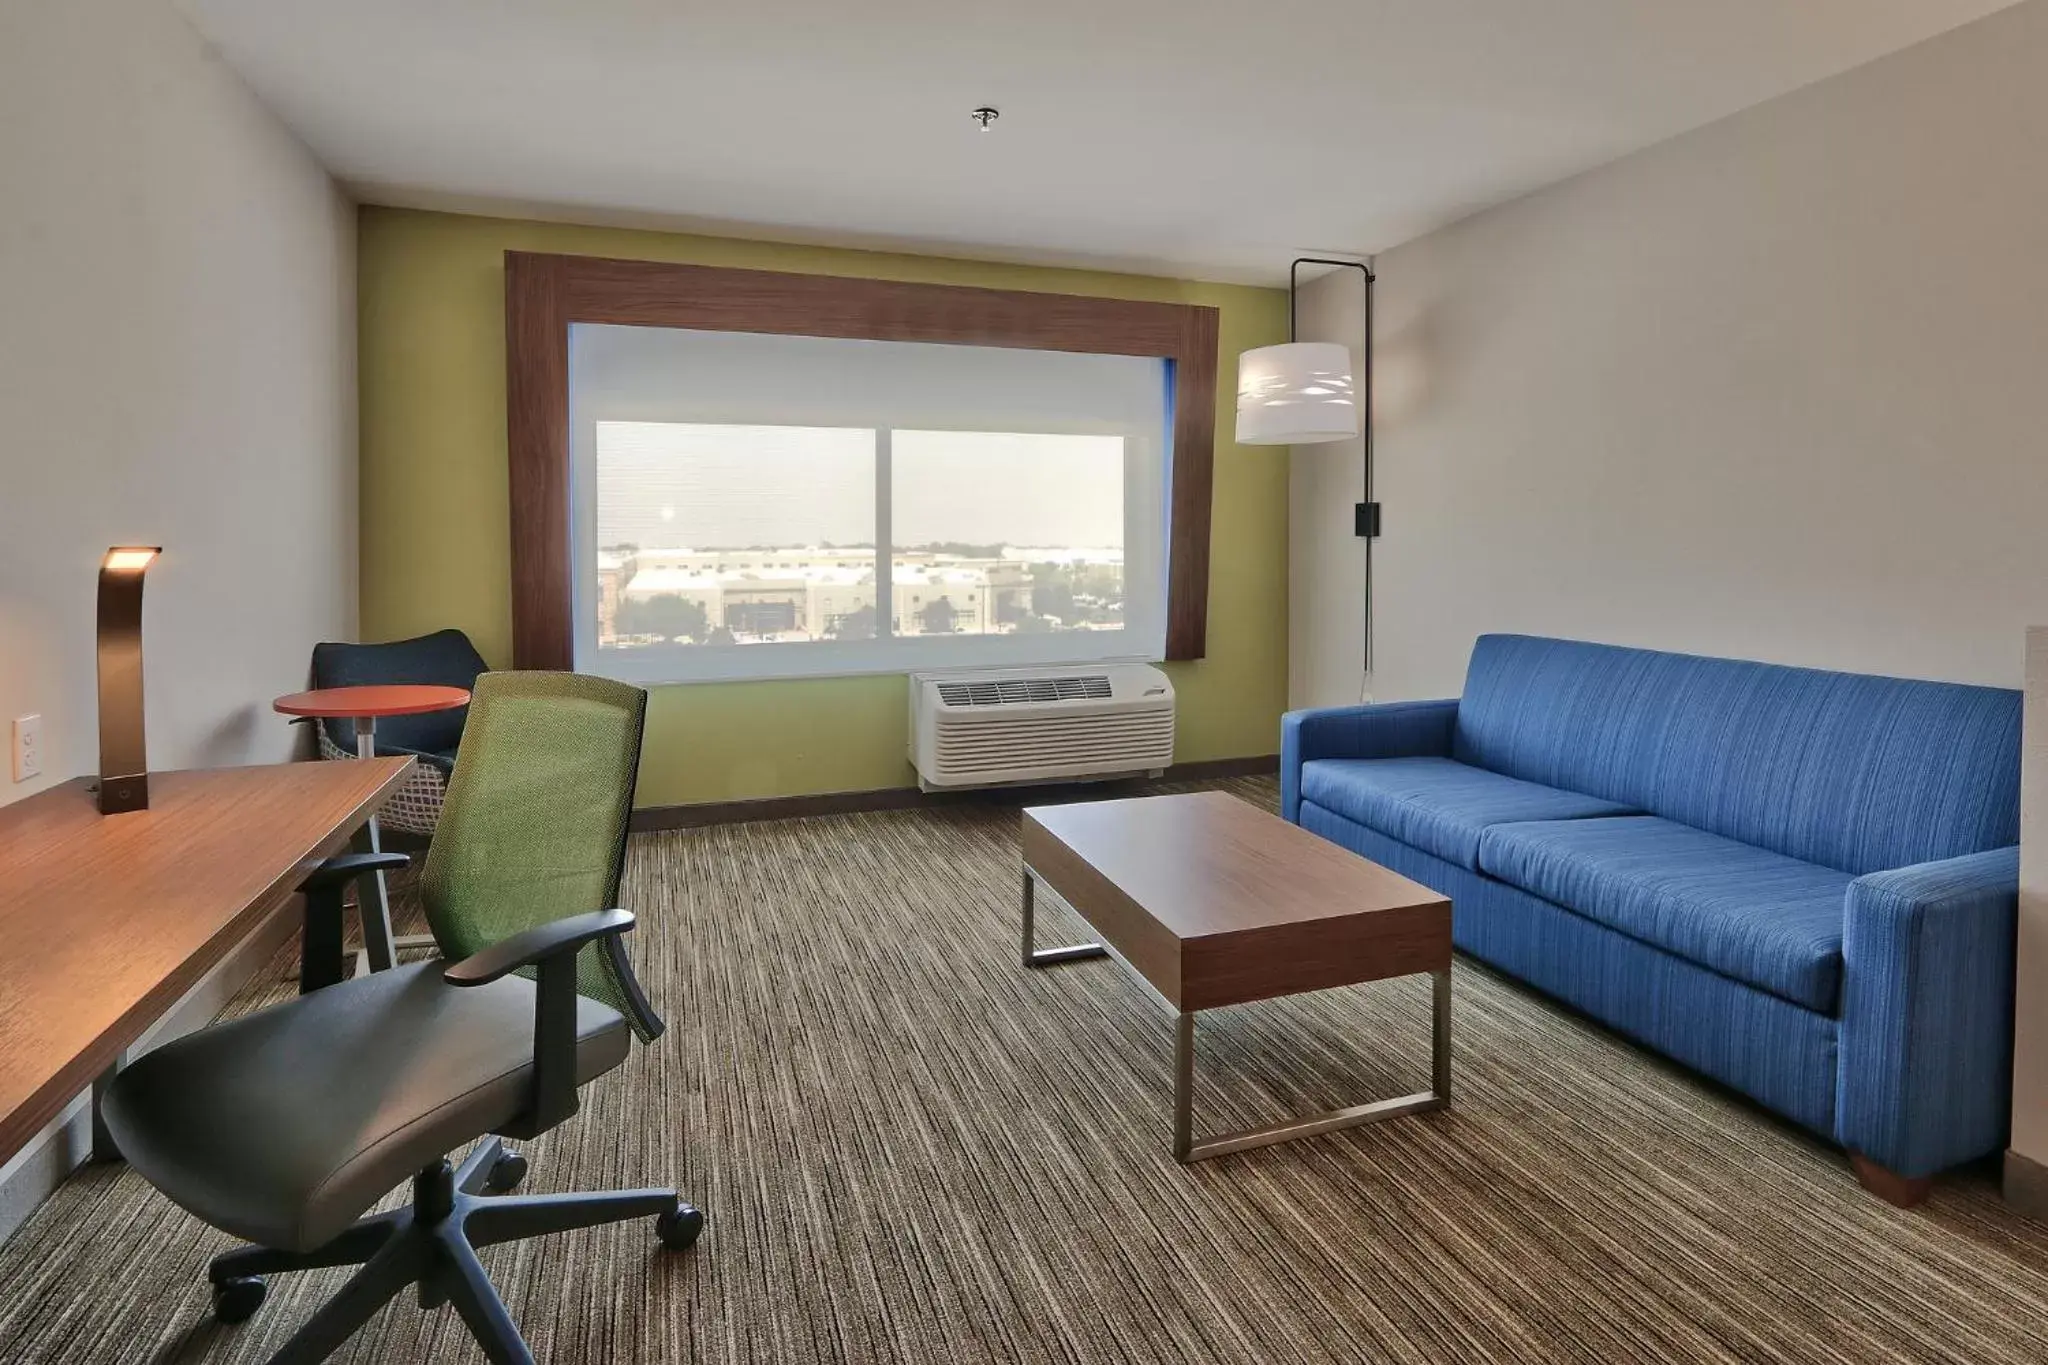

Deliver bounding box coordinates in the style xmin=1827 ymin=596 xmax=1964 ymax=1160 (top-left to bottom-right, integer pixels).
xmin=420 ymin=671 xmax=662 ymax=1040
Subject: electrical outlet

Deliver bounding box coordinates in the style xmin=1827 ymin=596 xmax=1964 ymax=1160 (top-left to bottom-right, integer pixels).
xmin=11 ymin=714 xmax=41 ymax=782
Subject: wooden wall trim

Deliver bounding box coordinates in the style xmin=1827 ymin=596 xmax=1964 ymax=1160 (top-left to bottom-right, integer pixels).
xmin=1166 ymin=305 xmax=1220 ymax=660
xmin=559 ymin=256 xmax=1198 ymax=354
xmin=504 ymin=253 xmax=573 ymax=670
xmin=502 ymin=250 xmax=1222 ymax=668
xmin=627 ymin=755 xmax=1279 ymax=832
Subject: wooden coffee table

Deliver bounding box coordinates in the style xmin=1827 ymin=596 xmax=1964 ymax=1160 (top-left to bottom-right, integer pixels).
xmin=1021 ymin=791 xmax=1452 ymax=1162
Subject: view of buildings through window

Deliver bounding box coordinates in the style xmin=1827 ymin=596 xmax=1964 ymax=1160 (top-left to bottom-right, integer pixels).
xmin=593 ymin=422 xmax=1127 ymax=652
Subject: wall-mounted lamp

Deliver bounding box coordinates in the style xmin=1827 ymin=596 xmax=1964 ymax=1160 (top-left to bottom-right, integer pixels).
xmin=1235 ymin=341 xmax=1358 ymax=444
xmin=1235 ymin=257 xmax=1380 ymax=673
xmin=97 ymin=546 xmax=159 ymax=814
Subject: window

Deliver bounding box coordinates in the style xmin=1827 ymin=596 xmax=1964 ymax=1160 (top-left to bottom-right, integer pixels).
xmin=568 ymin=324 xmax=1169 ymax=682
xmin=504 ymin=253 xmax=1219 ymax=674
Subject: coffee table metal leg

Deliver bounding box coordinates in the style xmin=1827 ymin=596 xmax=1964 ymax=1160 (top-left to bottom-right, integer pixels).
xmin=1020 ymin=868 xmax=1108 ymax=969
xmin=1432 ymin=966 xmax=1453 ymax=1104
xmin=1172 ymin=1012 xmax=1197 ymax=1161
xmin=1172 ymin=967 xmax=1453 ymax=1164
xmin=353 ymin=717 xmax=400 ymax=974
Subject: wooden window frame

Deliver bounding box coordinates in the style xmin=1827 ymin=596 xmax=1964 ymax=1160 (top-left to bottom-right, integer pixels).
xmin=504 ymin=250 xmax=1220 ymax=671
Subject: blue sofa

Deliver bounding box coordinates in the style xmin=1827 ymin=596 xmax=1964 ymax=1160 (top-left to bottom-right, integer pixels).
xmin=1281 ymin=634 xmax=2022 ymax=1200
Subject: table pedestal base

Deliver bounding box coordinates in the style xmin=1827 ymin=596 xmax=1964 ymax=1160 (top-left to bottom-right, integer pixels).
xmin=351 ymin=722 xmax=400 ymax=973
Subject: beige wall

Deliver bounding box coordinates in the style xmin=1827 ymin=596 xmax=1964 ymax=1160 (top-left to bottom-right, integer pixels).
xmin=2015 ymin=628 xmax=2048 ymax=1180
xmin=1309 ymin=0 xmax=2048 ymax=704
xmin=0 ymin=0 xmax=357 ymax=806
xmin=0 ymin=0 xmax=356 ymax=1236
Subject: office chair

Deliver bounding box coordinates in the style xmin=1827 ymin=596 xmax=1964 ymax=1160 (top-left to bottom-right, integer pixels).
xmin=310 ymin=628 xmax=489 ymax=834
xmin=100 ymin=672 xmax=699 ymax=1365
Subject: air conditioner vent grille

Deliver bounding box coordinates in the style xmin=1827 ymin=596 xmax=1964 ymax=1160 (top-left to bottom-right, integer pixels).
xmin=931 ymin=711 xmax=1174 ymax=778
xmin=910 ymin=664 xmax=1174 ymax=790
xmin=935 ymin=675 xmax=1112 ymax=708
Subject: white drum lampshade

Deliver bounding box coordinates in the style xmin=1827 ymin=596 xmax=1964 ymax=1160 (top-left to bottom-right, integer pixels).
xmin=1234 ymin=341 xmax=1359 ymax=445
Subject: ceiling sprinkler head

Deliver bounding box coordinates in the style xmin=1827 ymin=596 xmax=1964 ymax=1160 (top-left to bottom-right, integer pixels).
xmin=970 ymin=107 xmax=1000 ymax=131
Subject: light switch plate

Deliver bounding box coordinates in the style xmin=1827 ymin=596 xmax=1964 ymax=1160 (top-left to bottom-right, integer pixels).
xmin=11 ymin=714 xmax=41 ymax=782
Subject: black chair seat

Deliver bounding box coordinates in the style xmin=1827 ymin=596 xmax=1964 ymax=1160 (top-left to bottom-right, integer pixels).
xmin=102 ymin=963 xmax=628 ymax=1253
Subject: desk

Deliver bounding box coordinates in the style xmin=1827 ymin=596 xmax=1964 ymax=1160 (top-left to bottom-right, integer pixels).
xmin=0 ymin=759 xmax=412 ymax=1167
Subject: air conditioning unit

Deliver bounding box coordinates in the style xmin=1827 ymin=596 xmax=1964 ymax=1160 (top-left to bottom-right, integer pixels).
xmin=909 ymin=664 xmax=1176 ymax=791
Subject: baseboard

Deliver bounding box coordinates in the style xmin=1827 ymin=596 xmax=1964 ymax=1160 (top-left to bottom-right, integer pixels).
xmin=0 ymin=893 xmax=304 ymax=1246
xmin=629 ymin=754 xmax=1279 ymax=832
xmin=2004 ymin=1148 xmax=2048 ymax=1222
xmin=1152 ymin=754 xmax=1282 ymax=782
xmin=0 ymin=1095 xmax=92 ymax=1249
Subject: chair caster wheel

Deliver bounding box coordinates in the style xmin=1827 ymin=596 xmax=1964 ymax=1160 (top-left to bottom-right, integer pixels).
xmin=656 ymin=1201 xmax=704 ymax=1251
xmin=212 ymin=1275 xmax=267 ymax=1324
xmin=484 ymin=1150 xmax=529 ymax=1193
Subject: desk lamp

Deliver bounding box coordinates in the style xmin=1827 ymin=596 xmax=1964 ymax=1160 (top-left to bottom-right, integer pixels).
xmin=97 ymin=546 xmax=159 ymax=813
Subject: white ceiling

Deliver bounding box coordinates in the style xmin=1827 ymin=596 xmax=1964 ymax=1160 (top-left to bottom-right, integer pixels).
xmin=180 ymin=0 xmax=2020 ymax=284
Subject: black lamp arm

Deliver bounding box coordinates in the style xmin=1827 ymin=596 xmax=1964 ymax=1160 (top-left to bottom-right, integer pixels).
xmin=1281 ymin=257 xmax=1377 ymax=518
xmin=1286 ymin=256 xmax=1375 ymax=344
xmin=1282 ymin=257 xmax=1380 ymax=677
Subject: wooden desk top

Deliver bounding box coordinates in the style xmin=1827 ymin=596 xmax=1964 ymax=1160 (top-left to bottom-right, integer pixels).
xmin=0 ymin=759 xmax=412 ymax=1165
xmin=1023 ymin=792 xmax=1451 ymax=1011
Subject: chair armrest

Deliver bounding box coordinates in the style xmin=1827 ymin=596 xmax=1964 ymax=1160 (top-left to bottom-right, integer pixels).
xmin=295 ymin=853 xmax=412 ymax=994
xmin=443 ymin=909 xmax=638 ymax=1134
xmin=1280 ymin=698 xmax=1459 ymax=822
xmin=1837 ymin=846 xmax=2020 ymax=1178
xmin=442 ymin=908 xmax=636 ymax=986
xmin=299 ymin=852 xmax=410 ymax=893
xmin=375 ymin=740 xmax=458 ymax=775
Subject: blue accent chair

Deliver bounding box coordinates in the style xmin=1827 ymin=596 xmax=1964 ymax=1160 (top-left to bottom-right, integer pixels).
xmin=308 ymin=628 xmax=488 ymax=835
xmin=1282 ymin=634 xmax=2022 ymax=1203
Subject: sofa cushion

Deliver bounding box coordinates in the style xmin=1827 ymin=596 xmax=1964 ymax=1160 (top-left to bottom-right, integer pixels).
xmin=1452 ymin=634 xmax=2021 ymax=875
xmin=1477 ymin=816 xmax=1853 ymax=1012
xmin=1299 ymin=802 xmax=1843 ymax=1140
xmin=1297 ymin=757 xmax=1638 ymax=870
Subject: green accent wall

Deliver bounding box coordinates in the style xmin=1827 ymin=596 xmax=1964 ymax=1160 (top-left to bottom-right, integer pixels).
xmin=358 ymin=207 xmax=1290 ymax=808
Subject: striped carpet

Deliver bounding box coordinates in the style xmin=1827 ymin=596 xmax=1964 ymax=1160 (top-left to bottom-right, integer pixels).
xmin=4 ymin=777 xmax=2048 ymax=1363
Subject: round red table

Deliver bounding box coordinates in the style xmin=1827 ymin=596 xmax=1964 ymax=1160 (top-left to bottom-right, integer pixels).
xmin=273 ymin=684 xmax=471 ymax=970
xmin=273 ymin=684 xmax=471 ymax=755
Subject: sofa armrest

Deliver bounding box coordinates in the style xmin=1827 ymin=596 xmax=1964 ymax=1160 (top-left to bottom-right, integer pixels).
xmin=1836 ymin=845 xmax=2020 ymax=1178
xmin=1280 ymin=698 xmax=1459 ymax=823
